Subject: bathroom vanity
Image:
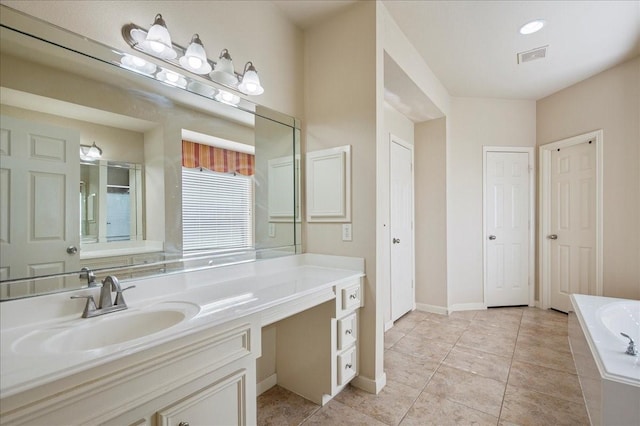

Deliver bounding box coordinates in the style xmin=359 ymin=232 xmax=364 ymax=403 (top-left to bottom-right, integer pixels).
xmin=0 ymin=254 xmax=364 ymax=425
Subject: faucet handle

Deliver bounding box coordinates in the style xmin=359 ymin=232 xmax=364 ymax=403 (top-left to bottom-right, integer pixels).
xmin=71 ymin=295 xmax=97 ymax=318
xmin=114 ymin=285 xmax=136 ymax=306
xmin=620 ymin=333 xmax=638 ymax=356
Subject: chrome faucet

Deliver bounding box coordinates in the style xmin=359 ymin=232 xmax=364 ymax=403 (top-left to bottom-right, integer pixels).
xmin=71 ymin=275 xmax=135 ymax=318
xmin=620 ymin=333 xmax=638 ymax=356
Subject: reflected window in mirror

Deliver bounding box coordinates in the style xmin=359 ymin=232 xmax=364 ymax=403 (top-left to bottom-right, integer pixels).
xmin=181 ymin=139 xmax=255 ymax=253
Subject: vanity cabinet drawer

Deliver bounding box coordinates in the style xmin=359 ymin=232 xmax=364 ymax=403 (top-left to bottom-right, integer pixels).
xmin=337 ymin=313 xmax=357 ymax=351
xmin=340 ymin=282 xmax=362 ymax=312
xmin=337 ymin=347 xmax=357 ymax=386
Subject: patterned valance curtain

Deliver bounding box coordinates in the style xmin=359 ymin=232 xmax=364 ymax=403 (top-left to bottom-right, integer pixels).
xmin=182 ymin=140 xmax=255 ymax=176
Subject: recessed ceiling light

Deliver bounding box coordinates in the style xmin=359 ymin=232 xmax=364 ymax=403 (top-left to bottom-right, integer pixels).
xmin=519 ymin=19 xmax=546 ymax=35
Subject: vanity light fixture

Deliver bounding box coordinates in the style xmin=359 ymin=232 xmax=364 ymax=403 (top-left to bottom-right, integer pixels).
xmin=209 ymin=49 xmax=238 ymax=86
xmin=519 ymin=19 xmax=546 ymax=35
xmin=79 ymin=142 xmax=103 ymax=161
xmin=238 ymin=61 xmax=264 ymax=95
xmin=122 ymin=14 xmax=265 ymax=97
xmin=179 ymin=34 xmax=212 ymax=74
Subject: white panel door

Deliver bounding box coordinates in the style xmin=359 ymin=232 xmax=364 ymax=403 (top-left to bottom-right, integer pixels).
xmin=390 ymin=138 xmax=414 ymax=322
xmin=550 ymin=141 xmax=596 ymax=312
xmin=0 ymin=115 xmax=80 ymax=297
xmin=485 ymin=151 xmax=530 ymax=307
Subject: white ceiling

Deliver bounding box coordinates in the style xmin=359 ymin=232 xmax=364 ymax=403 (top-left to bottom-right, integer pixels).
xmin=274 ymin=0 xmax=640 ymax=118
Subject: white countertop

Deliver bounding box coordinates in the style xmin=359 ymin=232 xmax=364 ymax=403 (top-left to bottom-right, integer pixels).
xmin=0 ymin=254 xmax=364 ymax=397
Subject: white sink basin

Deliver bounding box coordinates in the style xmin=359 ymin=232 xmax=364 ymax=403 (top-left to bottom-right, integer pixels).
xmin=12 ymin=302 xmax=199 ymax=353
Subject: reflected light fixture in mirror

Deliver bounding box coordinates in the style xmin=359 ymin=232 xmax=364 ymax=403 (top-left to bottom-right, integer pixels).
xmin=156 ymin=68 xmax=187 ymax=88
xmin=79 ymin=142 xmax=103 ymax=161
xmin=120 ymin=54 xmax=157 ymax=76
xmin=123 ymin=14 xmax=265 ymax=96
xmin=215 ymin=89 xmax=241 ymax=106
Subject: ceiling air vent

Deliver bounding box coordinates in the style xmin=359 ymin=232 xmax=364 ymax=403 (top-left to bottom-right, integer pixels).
xmin=517 ymin=45 xmax=548 ymax=64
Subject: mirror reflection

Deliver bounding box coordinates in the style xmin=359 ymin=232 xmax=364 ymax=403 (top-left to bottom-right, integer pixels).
xmin=0 ymin=16 xmax=300 ymax=300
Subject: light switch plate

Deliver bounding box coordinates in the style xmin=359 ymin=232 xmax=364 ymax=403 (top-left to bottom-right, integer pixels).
xmin=342 ymin=223 xmax=352 ymax=241
xmin=268 ymin=223 xmax=276 ymax=237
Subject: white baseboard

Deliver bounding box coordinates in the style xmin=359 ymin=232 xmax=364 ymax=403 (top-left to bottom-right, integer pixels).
xmin=448 ymin=302 xmax=486 ymax=312
xmin=257 ymin=373 xmax=277 ymax=396
xmin=384 ymin=320 xmax=393 ymax=331
xmin=351 ymin=372 xmax=387 ymax=394
xmin=415 ymin=303 xmax=449 ymax=315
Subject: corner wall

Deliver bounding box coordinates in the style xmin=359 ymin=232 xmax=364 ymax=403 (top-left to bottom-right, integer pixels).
xmin=447 ymin=98 xmax=536 ymax=309
xmin=304 ymin=0 xmax=384 ymax=390
xmin=415 ymin=117 xmax=448 ymax=311
xmin=537 ymin=57 xmax=640 ymax=300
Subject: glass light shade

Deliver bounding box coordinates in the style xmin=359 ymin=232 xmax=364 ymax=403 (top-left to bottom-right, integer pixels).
xmin=238 ymin=62 xmax=264 ymax=95
xmin=215 ymin=89 xmax=240 ymax=106
xmin=139 ymin=14 xmax=177 ymax=59
xmin=79 ymin=142 xmax=102 ymax=161
xmin=156 ymin=68 xmax=187 ymax=88
xmin=209 ymin=49 xmax=238 ymax=86
xmin=120 ymin=54 xmax=157 ymax=76
xmin=178 ymin=34 xmax=212 ymax=74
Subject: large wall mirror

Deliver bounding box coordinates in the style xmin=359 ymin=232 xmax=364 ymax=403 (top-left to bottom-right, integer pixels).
xmin=0 ymin=7 xmax=301 ymax=300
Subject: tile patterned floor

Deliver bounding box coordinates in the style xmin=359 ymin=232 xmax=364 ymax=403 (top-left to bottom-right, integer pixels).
xmin=257 ymin=307 xmax=590 ymax=425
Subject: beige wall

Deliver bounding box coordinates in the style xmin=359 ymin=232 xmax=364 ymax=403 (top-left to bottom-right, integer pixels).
xmin=0 ymin=0 xmax=303 ymax=119
xmin=447 ymin=98 xmax=536 ymax=308
xmin=537 ymin=57 xmax=640 ymax=300
xmin=415 ymin=117 xmax=448 ymax=310
xmin=304 ymin=0 xmax=383 ymax=389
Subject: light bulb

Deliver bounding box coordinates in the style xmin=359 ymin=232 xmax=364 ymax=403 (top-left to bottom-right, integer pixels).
xmin=245 ymin=82 xmax=257 ymax=93
xmin=187 ymin=56 xmax=203 ymax=69
xmin=132 ymin=56 xmax=147 ymax=67
xmin=149 ymin=40 xmax=165 ymax=53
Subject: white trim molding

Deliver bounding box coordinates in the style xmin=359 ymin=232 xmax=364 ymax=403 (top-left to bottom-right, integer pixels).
xmin=415 ymin=303 xmax=449 ymax=316
xmin=448 ymin=302 xmax=487 ymax=312
xmin=351 ymin=372 xmax=387 ymax=395
xmin=538 ymin=130 xmax=604 ymax=309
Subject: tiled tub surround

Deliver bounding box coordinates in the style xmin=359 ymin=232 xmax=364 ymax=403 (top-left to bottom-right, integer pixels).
xmin=258 ymin=307 xmax=590 ymax=425
xmin=568 ymin=294 xmax=640 ymax=426
xmin=0 ymin=254 xmax=364 ymax=424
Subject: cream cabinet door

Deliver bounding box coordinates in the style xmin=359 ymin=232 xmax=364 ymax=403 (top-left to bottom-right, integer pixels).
xmin=156 ymin=369 xmax=248 ymax=426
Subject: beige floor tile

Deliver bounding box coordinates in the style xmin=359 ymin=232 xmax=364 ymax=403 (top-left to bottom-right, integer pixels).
xmin=519 ymin=319 xmax=568 ymax=337
xmin=393 ymin=311 xmax=426 ymax=333
xmin=467 ymin=321 xmax=519 ymax=339
xmin=473 ymin=310 xmax=523 ymax=332
xmin=400 ymin=391 xmax=498 ymax=426
xmin=384 ymin=349 xmax=440 ymax=390
xmin=456 ymin=329 xmax=516 ymax=357
xmin=500 ymin=384 xmax=589 ymax=426
xmin=423 ymin=365 xmax=506 ymax=418
xmin=390 ymin=333 xmax=453 ymax=362
xmin=385 ymin=328 xmax=406 ymax=349
xmin=521 ymin=307 xmax=568 ymax=324
xmin=513 ymin=341 xmax=577 ymax=373
xmin=516 ymin=327 xmax=571 ymax=353
xmin=508 ymin=360 xmax=583 ymax=404
xmin=302 ymin=399 xmax=386 ymax=426
xmin=428 ymin=313 xmax=474 ymax=329
xmin=258 ymin=385 xmax=320 ymax=426
xmin=448 ymin=310 xmax=480 ymax=321
xmin=410 ymin=319 xmax=466 ymax=345
xmin=442 ymin=345 xmax=511 ymax=383
xmin=334 ymin=380 xmax=421 ymax=425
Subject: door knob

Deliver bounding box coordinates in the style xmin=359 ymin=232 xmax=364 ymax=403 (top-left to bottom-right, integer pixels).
xmin=548 ymin=234 xmax=558 ymax=240
xmin=66 ymin=245 xmax=78 ymax=254
xmin=392 ymin=238 xmax=400 ymax=244
xmin=488 ymin=235 xmax=496 ymax=240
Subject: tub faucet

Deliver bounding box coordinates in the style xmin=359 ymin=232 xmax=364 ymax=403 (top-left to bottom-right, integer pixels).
xmin=620 ymin=333 xmax=638 ymax=356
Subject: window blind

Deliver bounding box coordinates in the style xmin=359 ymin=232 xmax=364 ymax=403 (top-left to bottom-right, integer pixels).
xmin=182 ymin=167 xmax=253 ymax=251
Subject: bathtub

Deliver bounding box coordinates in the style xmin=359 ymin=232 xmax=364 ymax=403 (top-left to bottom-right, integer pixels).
xmin=569 ymin=294 xmax=640 ymax=426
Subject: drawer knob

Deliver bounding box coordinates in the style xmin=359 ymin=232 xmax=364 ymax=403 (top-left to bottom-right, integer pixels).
xmin=345 ymin=329 xmax=353 ymax=335
xmin=345 ymin=363 xmax=353 ymax=369
xmin=349 ymin=294 xmax=358 ymax=300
